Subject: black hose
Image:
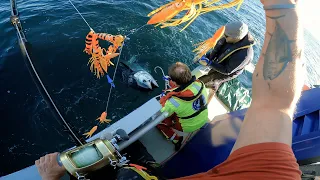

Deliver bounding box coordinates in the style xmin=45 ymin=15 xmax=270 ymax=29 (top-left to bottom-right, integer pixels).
xmin=10 ymin=0 xmax=85 ymax=146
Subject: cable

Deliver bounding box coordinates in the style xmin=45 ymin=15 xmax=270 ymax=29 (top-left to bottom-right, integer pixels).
xmin=68 ymin=0 xmax=94 ymax=31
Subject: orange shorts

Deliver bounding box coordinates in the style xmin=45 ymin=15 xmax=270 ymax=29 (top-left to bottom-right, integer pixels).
xmin=175 ymin=142 xmax=301 ymax=180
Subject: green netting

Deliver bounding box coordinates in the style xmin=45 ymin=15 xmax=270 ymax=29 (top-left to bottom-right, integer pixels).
xmin=217 ymin=78 xmax=252 ymax=111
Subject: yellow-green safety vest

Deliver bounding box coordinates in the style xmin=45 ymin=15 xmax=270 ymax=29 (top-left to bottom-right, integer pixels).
xmin=161 ymin=81 xmax=209 ymax=132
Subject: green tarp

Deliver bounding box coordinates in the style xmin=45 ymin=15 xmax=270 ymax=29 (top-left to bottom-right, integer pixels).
xmin=217 ymin=78 xmax=252 ymax=111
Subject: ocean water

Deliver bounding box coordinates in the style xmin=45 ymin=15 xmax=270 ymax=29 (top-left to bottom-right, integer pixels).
xmin=0 ymin=0 xmax=319 ymax=176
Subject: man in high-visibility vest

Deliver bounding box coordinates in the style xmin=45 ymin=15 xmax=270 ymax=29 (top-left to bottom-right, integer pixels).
xmin=157 ymin=62 xmax=209 ymax=150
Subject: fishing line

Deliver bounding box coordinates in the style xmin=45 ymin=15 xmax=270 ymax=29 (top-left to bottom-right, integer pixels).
xmin=68 ymin=0 xmax=148 ymax=38
xmin=105 ymin=45 xmax=124 ymax=113
xmin=68 ymin=0 xmax=94 ymax=31
xmin=67 ymin=0 xmax=148 ymax=113
xmin=125 ymin=24 xmax=148 ymax=37
xmin=103 ymin=24 xmax=148 ymax=113
xmin=11 ymin=0 xmax=149 ymax=141
xmin=14 ymin=25 xmax=84 ymax=146
xmin=10 ymin=0 xmax=84 ymax=146
xmin=68 ymin=0 xmax=151 ymax=126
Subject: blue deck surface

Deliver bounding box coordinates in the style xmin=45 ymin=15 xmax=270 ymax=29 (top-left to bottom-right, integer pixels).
xmin=162 ymin=88 xmax=320 ymax=178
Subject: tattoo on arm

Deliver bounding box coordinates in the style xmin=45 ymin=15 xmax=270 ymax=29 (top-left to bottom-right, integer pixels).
xmin=263 ymin=15 xmax=296 ymax=80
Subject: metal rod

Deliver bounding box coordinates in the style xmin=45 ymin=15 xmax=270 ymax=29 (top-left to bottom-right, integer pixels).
xmin=118 ymin=112 xmax=168 ymax=150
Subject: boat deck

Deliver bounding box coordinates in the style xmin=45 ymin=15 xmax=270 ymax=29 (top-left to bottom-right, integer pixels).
xmin=141 ymin=92 xmax=230 ymax=164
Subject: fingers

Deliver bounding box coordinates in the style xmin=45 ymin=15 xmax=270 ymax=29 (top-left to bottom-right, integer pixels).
xmin=35 ymin=152 xmax=66 ymax=179
xmin=36 ymin=152 xmax=59 ymax=165
xmin=35 ymin=159 xmax=42 ymax=175
xmin=46 ymin=154 xmax=53 ymax=163
xmin=50 ymin=152 xmax=59 ymax=163
xmin=40 ymin=156 xmax=45 ymax=164
xmin=52 ymin=152 xmax=59 ymax=157
xmin=35 ymin=160 xmax=40 ymax=166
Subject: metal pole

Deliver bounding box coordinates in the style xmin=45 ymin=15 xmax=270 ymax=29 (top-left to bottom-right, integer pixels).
xmin=118 ymin=112 xmax=168 ymax=150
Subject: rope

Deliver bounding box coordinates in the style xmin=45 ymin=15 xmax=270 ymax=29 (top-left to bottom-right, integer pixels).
xmin=154 ymin=66 xmax=166 ymax=77
xmin=14 ymin=25 xmax=84 ymax=146
xmin=154 ymin=66 xmax=171 ymax=89
xmin=105 ymin=44 xmax=125 ymax=112
xmin=68 ymin=0 xmax=94 ymax=31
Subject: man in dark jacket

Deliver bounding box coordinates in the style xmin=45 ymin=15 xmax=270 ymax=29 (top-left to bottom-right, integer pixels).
xmin=199 ymin=21 xmax=255 ymax=91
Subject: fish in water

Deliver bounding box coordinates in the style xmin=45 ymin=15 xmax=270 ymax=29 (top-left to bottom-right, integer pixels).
xmin=119 ymin=58 xmax=159 ymax=90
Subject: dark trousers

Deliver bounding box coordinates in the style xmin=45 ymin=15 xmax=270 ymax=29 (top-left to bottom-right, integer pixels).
xmin=199 ymin=69 xmax=240 ymax=91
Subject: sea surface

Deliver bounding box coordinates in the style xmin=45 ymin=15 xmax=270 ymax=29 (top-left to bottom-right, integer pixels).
xmin=1 ymin=0 xmax=319 ymax=176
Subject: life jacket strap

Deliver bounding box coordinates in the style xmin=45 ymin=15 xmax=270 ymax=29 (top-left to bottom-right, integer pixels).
xmin=179 ymin=105 xmax=207 ymax=120
xmin=172 ymin=82 xmax=204 ymax=101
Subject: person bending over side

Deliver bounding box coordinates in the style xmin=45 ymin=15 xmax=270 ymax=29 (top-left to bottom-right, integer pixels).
xmin=199 ymin=21 xmax=255 ymax=91
xmin=157 ymin=62 xmax=209 ymax=150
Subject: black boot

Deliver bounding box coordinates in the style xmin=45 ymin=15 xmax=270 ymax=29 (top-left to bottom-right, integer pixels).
xmin=174 ymin=136 xmax=183 ymax=151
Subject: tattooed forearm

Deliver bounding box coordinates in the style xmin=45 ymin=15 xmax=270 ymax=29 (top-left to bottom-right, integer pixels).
xmin=263 ymin=15 xmax=295 ymax=80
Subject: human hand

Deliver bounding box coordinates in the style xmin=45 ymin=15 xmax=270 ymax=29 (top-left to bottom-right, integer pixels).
xmin=35 ymin=152 xmax=66 ymax=180
xmin=169 ymin=80 xmax=177 ymax=88
xmin=198 ymin=56 xmax=211 ymax=66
